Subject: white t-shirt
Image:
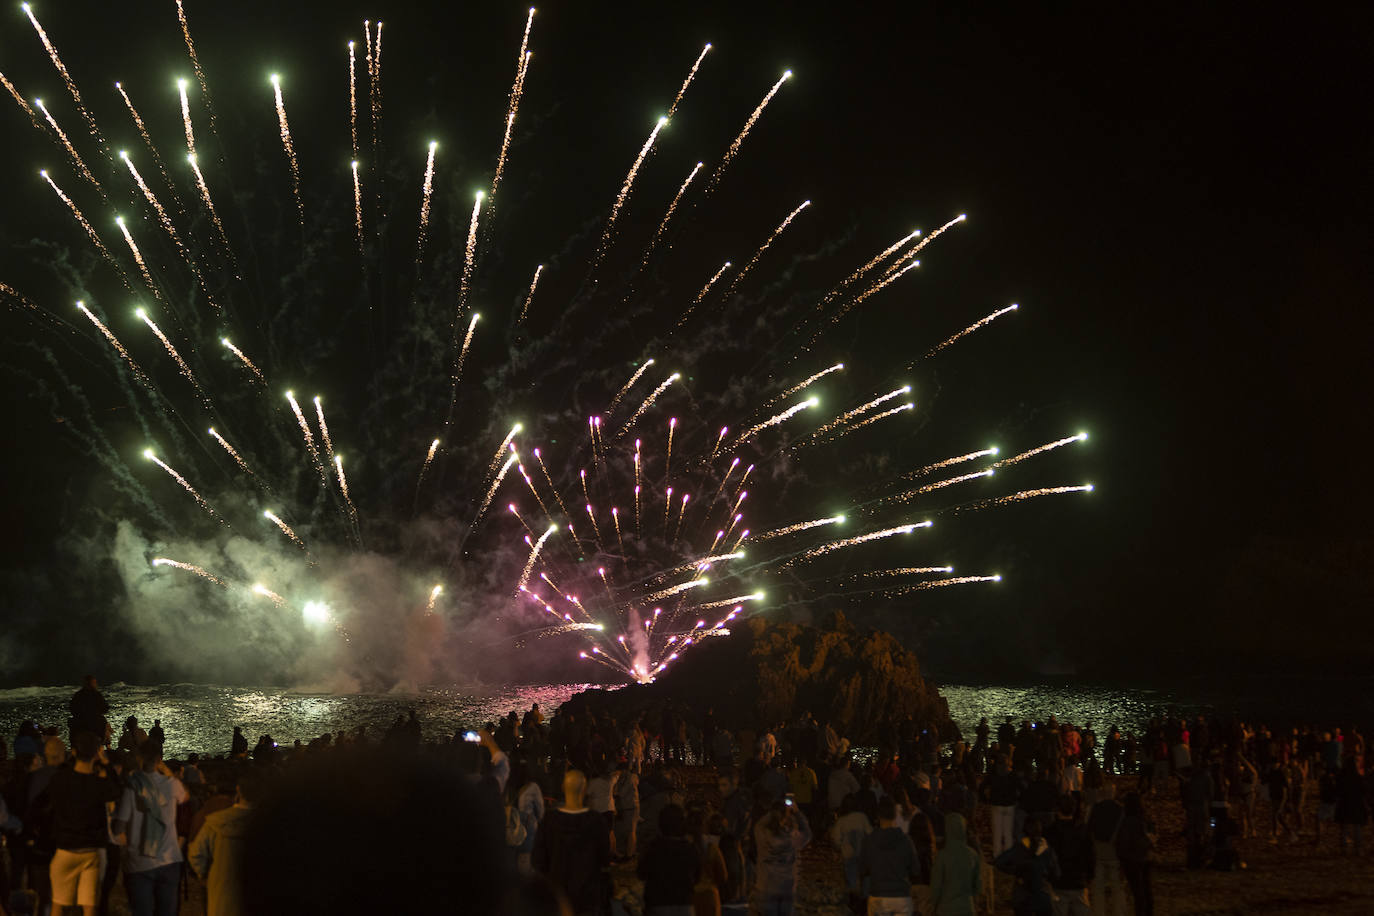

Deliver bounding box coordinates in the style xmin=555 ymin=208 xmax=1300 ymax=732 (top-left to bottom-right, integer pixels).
xmin=115 ymin=772 xmax=188 ymax=873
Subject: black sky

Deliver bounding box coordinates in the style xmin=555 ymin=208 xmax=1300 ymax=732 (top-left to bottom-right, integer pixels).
xmin=2 ymin=2 xmax=1371 ymax=683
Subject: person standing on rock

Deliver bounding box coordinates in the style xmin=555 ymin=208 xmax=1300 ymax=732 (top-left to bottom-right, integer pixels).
xmin=69 ymin=675 xmax=109 ymax=746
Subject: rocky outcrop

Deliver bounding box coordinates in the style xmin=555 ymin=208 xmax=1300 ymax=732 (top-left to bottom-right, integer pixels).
xmin=561 ymin=612 xmax=952 ymax=744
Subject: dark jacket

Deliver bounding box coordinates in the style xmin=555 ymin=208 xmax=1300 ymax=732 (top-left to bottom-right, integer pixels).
xmin=637 ymin=835 xmax=700 ymax=909
xmin=533 ymin=809 xmax=611 ymax=913
xmin=994 ymin=836 xmax=1060 ymax=912
xmin=860 ymin=826 xmax=920 ymax=898
xmin=1044 ymin=818 xmax=1095 ymax=889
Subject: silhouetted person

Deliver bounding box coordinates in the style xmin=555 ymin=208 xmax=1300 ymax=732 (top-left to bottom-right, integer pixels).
xmin=147 ymin=721 xmax=164 ymax=750
xmin=637 ymin=803 xmax=700 ymax=916
xmin=533 ymin=768 xmax=611 ymax=916
xmin=995 ymin=816 xmax=1060 ymax=916
xmin=190 ymin=770 xmax=265 ymax=916
xmin=69 ymin=676 xmax=109 ymax=746
xmin=230 ymin=727 xmax=248 ymax=758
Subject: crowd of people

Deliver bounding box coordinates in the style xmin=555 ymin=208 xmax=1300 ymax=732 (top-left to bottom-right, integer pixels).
xmin=0 ymin=678 xmax=1369 ymax=916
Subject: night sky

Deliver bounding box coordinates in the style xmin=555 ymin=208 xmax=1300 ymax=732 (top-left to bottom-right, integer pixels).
xmin=1 ymin=2 xmax=1370 ymax=685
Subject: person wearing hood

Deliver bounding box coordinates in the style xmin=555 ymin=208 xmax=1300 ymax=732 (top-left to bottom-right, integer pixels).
xmin=928 ymin=812 xmax=982 ymax=916
xmin=752 ymin=798 xmax=812 ymax=915
xmin=860 ymin=796 xmax=920 ymax=914
xmin=994 ymin=816 xmax=1060 ymax=916
xmin=189 ymin=770 xmax=263 ymax=916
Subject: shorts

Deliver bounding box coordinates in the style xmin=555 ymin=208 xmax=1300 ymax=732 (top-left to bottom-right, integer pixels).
xmin=51 ymin=847 xmax=106 ymax=908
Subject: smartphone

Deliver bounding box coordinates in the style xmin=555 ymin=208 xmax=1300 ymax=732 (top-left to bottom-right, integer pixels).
xmin=784 ymin=794 xmax=795 ymax=806
xmin=464 ymin=731 xmax=480 ymax=743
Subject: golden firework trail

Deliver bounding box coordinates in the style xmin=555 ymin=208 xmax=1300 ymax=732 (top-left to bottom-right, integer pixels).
xmin=597 ymin=116 xmax=669 ymax=261
xmin=251 ymin=584 xmax=285 ymax=607
xmin=426 ymin=585 xmax=443 ymax=614
xmin=754 ymin=514 xmax=845 ymax=541
xmin=508 ymin=501 xmax=533 ymax=536
xmin=187 ymin=154 xmax=232 ymax=255
xmin=711 ymin=70 xmax=791 ymax=186
xmin=730 ymin=528 xmax=749 ymax=550
xmin=263 ymin=510 xmax=306 ymax=550
xmin=22 ymin=3 xmax=103 ymax=148
xmin=663 ymin=486 xmax=674 ymax=527
xmin=33 ymin=98 xmax=97 ymax=188
xmin=516 ymin=265 xmax=544 ymax=323
xmin=691 ymin=592 xmax=763 ymax=611
xmin=782 ymin=521 xmax=929 ymax=568
xmin=364 ymin=20 xmax=383 ymax=166
xmin=40 ymin=170 xmax=112 ymax=261
xmin=144 ymin=449 xmax=220 ymax=521
xmin=993 ymin=433 xmax=1088 ymax=468
xmin=350 ymin=160 xmax=364 ymax=256
xmin=877 ymin=214 xmax=968 ymax=283
xmin=666 ymin=417 xmax=677 ymax=478
xmin=904 ymin=447 xmax=999 ymax=480
xmin=533 ymin=449 xmax=571 ymax=520
xmin=735 ymin=397 xmax=817 ymax=444
xmin=766 ymin=363 xmax=844 ymax=409
xmin=116 ymin=83 xmax=176 ymax=193
xmin=677 ymin=261 xmax=732 ymax=327
xmin=136 ymin=307 xmax=205 ymax=399
xmin=76 ymin=301 xmax=150 ymax=387
xmin=889 ymin=575 xmax=1001 ymax=595
xmin=207 ymin=428 xmax=254 ymax=475
xmin=454 ymin=313 xmax=480 ymax=383
xmin=347 ymin=41 xmax=359 ymax=161
xmin=724 ymin=510 xmax=744 ymax=540
xmin=707 ymin=427 xmax=728 ymax=462
xmin=416 ymin=438 xmax=440 ymax=491
xmin=118 ymin=151 xmax=214 ymax=308
xmin=855 ymin=566 xmax=954 ymax=579
xmin=818 ymin=228 xmax=921 ymax=309
xmin=486 ymin=425 xmax=522 ymax=479
xmin=177 ymin=79 xmax=197 ymax=158
xmin=270 ymin=75 xmax=303 ymax=222
xmin=174 ymin=0 xmax=216 ymax=134
xmin=583 ymin=503 xmax=603 ymax=549
xmin=649 ymin=160 xmax=703 ymax=254
xmin=812 ymin=386 xmax=909 ymax=437
xmin=961 ymin=485 xmax=1095 ymax=512
xmin=606 ymin=359 xmax=655 ymax=416
xmin=906 ymin=468 xmax=995 ymax=498
xmin=517 ymin=464 xmax=553 ymax=521
xmin=1 ymin=69 xmax=38 ymax=124
xmin=926 ymin=303 xmax=1019 ymax=358
xmin=220 ymin=338 xmax=264 ymax=383
xmin=333 ymin=455 xmax=358 ymax=522
xmin=611 ymin=506 xmax=625 ymax=552
xmin=284 ymin=391 xmax=321 ymax=465
xmin=490 ymin=8 xmax=535 ymax=203
xmin=643 ymin=577 xmax=708 ymax=604
xmin=723 ymin=199 xmax=811 ymax=298
xmin=619 ymin=372 xmax=679 ymax=436
xmin=151 ymin=557 xmax=226 ymax=588
xmin=473 ymin=453 xmax=520 ymax=527
xmin=312 ymin=397 xmax=336 ymax=459
xmin=416 ymin=141 xmax=437 ymax=259
xmin=667 ymin=43 xmax=711 ymax=118
xmin=457 ymin=191 xmax=484 ymax=322
xmin=822 ymin=402 xmax=913 ymax=438
xmin=115 ymin=218 xmax=160 ymax=301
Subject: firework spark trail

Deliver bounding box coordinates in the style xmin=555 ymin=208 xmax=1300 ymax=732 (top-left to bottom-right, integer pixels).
xmin=347 ymin=41 xmax=359 ymax=161
xmin=40 ymin=171 xmax=112 ymax=260
xmin=334 ymin=455 xmax=359 ymax=527
xmin=490 ymin=8 xmax=535 ymax=203
xmin=486 ymin=425 xmax=523 ymax=479
xmin=208 ymin=428 xmax=254 ymax=475
xmin=75 ymin=301 xmax=152 ymax=388
xmin=251 ymin=584 xmax=286 ymax=607
xmin=473 ymin=454 xmax=519 ymax=529
xmin=765 ymin=363 xmax=844 ymax=410
xmin=735 ymin=397 xmax=818 ymax=444
xmin=151 ymin=557 xmax=226 ymax=587
xmin=958 ymin=485 xmax=1095 ymax=512
xmin=312 ymin=397 xmax=336 ymax=459
xmin=144 ymin=449 xmax=220 ymax=521
xmin=855 ymin=566 xmax=955 ymax=579
xmin=136 ymin=308 xmax=205 ymax=399
xmin=618 ymin=373 xmax=680 ymax=437
xmin=516 ymin=265 xmax=544 ymax=324
xmin=426 ymin=585 xmax=443 ymax=614
xmin=415 ymin=438 xmax=440 ymax=492
xmin=666 ymin=417 xmax=677 ymax=479
xmin=611 ymin=507 xmax=625 ymax=552
xmin=818 ymin=402 xmax=914 ymax=439
xmin=781 ymin=521 xmax=930 ymax=569
xmin=817 ymin=228 xmax=922 ymax=309
xmin=811 ymin=386 xmax=910 ymax=438
xmin=116 ymin=83 xmax=179 ymax=196
xmin=415 ymin=141 xmax=437 ymax=260
xmin=454 ymin=313 xmax=480 ymax=382
xmin=643 ymin=577 xmax=708 ymax=604
xmin=993 ymin=433 xmax=1088 ymax=468
xmin=285 ymin=391 xmax=322 ymax=470
xmin=705 ymin=427 xmax=728 ymax=463
xmin=878 ymin=214 xmax=967 ymax=282
xmin=518 ymin=465 xmax=553 ymax=522
xmin=187 ymin=154 xmax=232 ymax=254
xmin=662 ymin=487 xmax=674 ymax=527
xmin=177 ymin=79 xmax=197 ymax=158
xmin=174 ymin=0 xmax=216 ymax=134
xmin=904 ymin=447 xmax=999 ymax=480
xmin=888 ymin=575 xmax=1002 ymax=595
xmin=925 ymin=303 xmax=1020 ymax=359
xmin=754 ymin=514 xmax=845 ymax=541
xmin=33 ymin=99 xmax=98 ymax=189
xmin=722 ymin=199 xmax=811 ymax=299
xmin=710 ymin=70 xmax=791 ymax=187
xmin=270 ymin=75 xmax=303 ymax=223
xmin=22 ymin=3 xmax=104 ymax=148
xmin=365 ymin=20 xmax=383 ymax=170
xmin=901 ymin=468 xmax=995 ymax=499
xmin=220 ymin=338 xmax=264 ymax=383
xmin=119 ymin=151 xmax=216 ymax=308
xmin=596 ymin=116 xmax=669 ymax=263
xmin=351 ymin=160 xmax=364 ymax=256
xmin=1 ymin=70 xmax=39 ymax=124
xmin=263 ymin=510 xmax=307 ymax=550
xmin=606 ymin=359 xmax=656 ymax=417
xmin=673 ymin=261 xmax=732 ymax=330
xmin=689 ymin=592 xmax=763 ymax=611
xmin=533 ymin=450 xmax=571 ymax=522
xmin=457 ymin=192 xmax=484 ymax=322
xmin=648 ymin=161 xmax=703 ymax=257
xmin=115 ymin=219 xmax=163 ymax=303
xmin=667 ymin=43 xmax=712 ymax=118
